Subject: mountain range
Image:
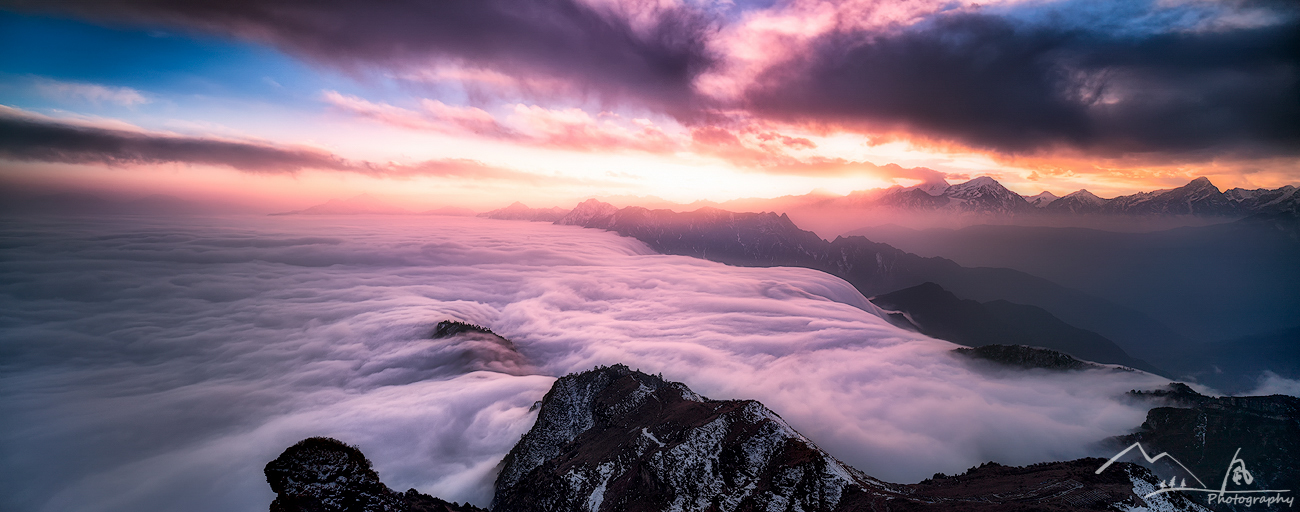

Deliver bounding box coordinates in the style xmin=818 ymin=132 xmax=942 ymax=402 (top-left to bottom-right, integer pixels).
xmin=765 ymin=176 xmax=1298 ymax=218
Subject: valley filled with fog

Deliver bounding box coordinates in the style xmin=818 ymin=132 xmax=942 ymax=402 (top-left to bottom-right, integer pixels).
xmin=2 ymin=215 xmax=1180 ymax=512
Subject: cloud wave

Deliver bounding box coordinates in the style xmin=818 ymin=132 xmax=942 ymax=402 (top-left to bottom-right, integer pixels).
xmin=0 ymin=215 xmax=1170 ymax=512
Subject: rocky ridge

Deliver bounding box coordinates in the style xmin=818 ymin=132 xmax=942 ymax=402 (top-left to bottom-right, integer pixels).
xmin=267 ymin=366 xmax=1226 ymax=512
xmin=1116 ymin=383 xmax=1300 ymax=503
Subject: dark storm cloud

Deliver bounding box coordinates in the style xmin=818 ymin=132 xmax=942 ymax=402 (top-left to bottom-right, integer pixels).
xmin=2 ymin=0 xmax=718 ymax=111
xmin=0 ymin=110 xmax=352 ymax=172
xmin=745 ymin=12 xmax=1300 ymax=155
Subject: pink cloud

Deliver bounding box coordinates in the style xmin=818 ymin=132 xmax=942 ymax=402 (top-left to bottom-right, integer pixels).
xmin=324 ymin=91 xmax=683 ymax=154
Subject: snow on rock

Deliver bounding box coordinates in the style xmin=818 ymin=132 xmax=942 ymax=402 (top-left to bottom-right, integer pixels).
xmin=490 ymin=365 xmax=1213 ymax=511
xmin=492 ymin=365 xmax=882 ymax=512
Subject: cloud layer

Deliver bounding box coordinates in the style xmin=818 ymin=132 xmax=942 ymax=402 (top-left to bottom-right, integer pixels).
xmin=0 ymin=214 xmax=1170 ymax=512
xmin=2 ymin=0 xmax=718 ymax=111
xmin=744 ymin=10 xmax=1300 ymax=156
xmin=0 ymin=107 xmax=585 ymax=183
xmin=7 ymin=0 xmax=1296 ymax=161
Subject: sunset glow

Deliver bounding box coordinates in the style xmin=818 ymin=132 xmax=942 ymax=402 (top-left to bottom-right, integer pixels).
xmin=1 ymin=0 xmax=1296 ymax=211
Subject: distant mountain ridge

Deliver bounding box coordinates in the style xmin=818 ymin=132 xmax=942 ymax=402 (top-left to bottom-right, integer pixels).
xmin=810 ymin=176 xmax=1298 ymax=218
xmin=576 ymin=177 xmax=1298 ymax=225
xmin=869 ymin=282 xmax=1162 ymax=374
xmin=555 ymin=199 xmax=1190 ymax=366
xmin=479 ymin=202 xmax=570 ymax=222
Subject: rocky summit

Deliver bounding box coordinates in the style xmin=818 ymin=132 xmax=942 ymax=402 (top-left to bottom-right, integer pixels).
xmin=492 ymin=364 xmax=890 ymax=512
xmin=489 ymin=365 xmax=1198 ymax=512
xmin=267 ymin=366 xmax=1224 ymax=512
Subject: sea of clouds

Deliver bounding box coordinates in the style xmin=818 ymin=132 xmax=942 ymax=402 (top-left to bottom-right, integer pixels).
xmin=0 ymin=214 xmax=1176 ymax=512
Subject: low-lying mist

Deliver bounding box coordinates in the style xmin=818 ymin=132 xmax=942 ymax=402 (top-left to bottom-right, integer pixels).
xmin=0 ymin=215 xmax=1170 ymax=512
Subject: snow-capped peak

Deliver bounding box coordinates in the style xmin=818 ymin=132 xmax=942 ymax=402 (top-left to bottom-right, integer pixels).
xmin=948 ymin=176 xmax=1001 ymax=193
xmin=912 ymin=179 xmax=950 ymax=196
xmin=1063 ymin=189 xmax=1107 ymax=205
xmin=1027 ymin=191 xmax=1059 ymax=207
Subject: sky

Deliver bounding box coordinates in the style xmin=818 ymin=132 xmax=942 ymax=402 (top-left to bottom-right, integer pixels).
xmin=0 ymin=0 xmax=1297 ymax=211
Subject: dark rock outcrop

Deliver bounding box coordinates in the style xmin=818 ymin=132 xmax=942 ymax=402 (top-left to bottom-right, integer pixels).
xmin=264 ymin=437 xmax=486 ymax=512
xmin=432 ymin=321 xmax=496 ymax=339
xmin=412 ymin=320 xmax=529 ymax=378
xmin=266 ymin=367 xmax=1231 ymax=511
xmin=1116 ymin=384 xmax=1300 ymax=500
xmin=954 ymin=344 xmax=1109 ymax=372
xmin=492 ymin=364 xmax=893 ymax=512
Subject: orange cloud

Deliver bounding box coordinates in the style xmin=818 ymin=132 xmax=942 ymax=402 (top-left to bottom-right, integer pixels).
xmin=324 ymin=91 xmax=682 ymax=154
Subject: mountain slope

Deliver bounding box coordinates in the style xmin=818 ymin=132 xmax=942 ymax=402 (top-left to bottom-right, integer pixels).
xmin=556 ymin=202 xmax=1190 ymax=365
xmin=845 ymin=216 xmax=1300 ymax=371
xmin=1116 ymin=384 xmax=1300 ymax=502
xmin=869 ymin=282 xmax=1162 ymax=374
